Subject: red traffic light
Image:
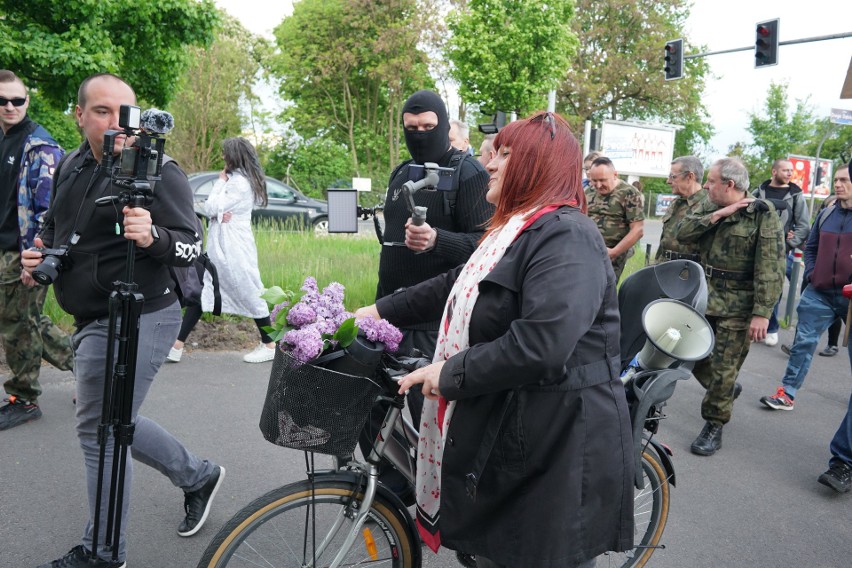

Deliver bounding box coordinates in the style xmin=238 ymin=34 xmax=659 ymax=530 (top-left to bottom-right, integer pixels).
xmin=757 ymin=25 xmax=771 ymax=37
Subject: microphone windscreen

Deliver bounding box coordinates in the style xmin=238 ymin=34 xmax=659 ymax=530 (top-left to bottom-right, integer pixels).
xmin=140 ymin=109 xmax=174 ymax=134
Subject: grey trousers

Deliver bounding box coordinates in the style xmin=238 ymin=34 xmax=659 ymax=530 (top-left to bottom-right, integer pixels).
xmin=73 ymin=302 xmax=215 ymax=561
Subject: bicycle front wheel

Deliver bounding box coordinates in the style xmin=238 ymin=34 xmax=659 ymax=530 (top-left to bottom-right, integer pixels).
xmin=198 ymin=478 xmax=418 ymax=568
xmin=599 ymin=449 xmax=671 ymax=568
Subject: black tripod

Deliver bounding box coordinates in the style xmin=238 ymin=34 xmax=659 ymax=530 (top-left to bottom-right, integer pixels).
xmin=89 ymin=179 xmax=154 ymax=563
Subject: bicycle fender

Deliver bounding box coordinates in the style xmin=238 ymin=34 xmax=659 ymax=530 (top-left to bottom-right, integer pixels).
xmin=315 ymin=470 xmax=423 ymax=566
xmin=647 ymin=437 xmax=677 ymax=488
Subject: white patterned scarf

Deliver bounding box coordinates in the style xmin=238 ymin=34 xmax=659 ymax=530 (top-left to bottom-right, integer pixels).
xmin=415 ymin=206 xmax=558 ymax=552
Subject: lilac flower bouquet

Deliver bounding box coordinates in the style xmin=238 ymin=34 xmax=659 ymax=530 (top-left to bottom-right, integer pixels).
xmin=261 ymin=277 xmax=403 ymax=364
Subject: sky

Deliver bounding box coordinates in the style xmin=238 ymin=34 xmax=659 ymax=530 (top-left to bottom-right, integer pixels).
xmin=215 ymin=0 xmax=852 ymax=160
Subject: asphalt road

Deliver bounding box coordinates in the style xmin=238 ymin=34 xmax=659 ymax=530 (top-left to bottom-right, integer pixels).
xmin=3 ymin=325 xmax=851 ymax=568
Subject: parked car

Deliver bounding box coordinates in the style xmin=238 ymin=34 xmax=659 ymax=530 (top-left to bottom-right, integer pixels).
xmin=187 ymin=172 xmax=329 ymax=233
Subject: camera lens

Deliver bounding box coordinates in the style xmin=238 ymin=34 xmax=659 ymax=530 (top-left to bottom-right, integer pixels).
xmin=32 ymin=255 xmax=62 ymax=286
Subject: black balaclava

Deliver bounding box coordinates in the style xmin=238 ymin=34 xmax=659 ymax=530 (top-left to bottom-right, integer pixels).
xmin=401 ymin=90 xmax=450 ymax=164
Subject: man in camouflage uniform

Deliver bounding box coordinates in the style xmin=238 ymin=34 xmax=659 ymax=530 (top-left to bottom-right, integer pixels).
xmin=655 ymin=155 xmax=708 ymax=263
xmin=677 ymin=158 xmax=785 ymax=456
xmin=586 ymin=156 xmax=644 ymax=280
xmin=0 ymin=71 xmax=74 ymax=431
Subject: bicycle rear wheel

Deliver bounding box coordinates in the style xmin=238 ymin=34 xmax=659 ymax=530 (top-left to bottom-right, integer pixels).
xmin=599 ymin=449 xmax=671 ymax=568
xmin=198 ymin=477 xmax=418 ymax=568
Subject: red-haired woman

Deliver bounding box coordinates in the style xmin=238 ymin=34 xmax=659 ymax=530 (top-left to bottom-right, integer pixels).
xmin=356 ymin=112 xmax=633 ymax=568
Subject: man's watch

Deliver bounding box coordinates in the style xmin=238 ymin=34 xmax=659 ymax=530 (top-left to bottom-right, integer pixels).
xmin=150 ymin=225 xmax=161 ymax=243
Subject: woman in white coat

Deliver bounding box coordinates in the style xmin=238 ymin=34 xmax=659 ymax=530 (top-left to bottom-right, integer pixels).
xmin=169 ymin=137 xmax=276 ymax=363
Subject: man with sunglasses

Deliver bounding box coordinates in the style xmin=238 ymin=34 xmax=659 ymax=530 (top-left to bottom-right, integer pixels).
xmin=0 ymin=70 xmax=74 ymax=431
xmin=655 ymin=155 xmax=708 ymax=264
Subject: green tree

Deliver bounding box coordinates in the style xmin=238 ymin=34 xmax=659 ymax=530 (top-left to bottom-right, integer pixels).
xmin=166 ymin=16 xmax=266 ymax=173
xmin=266 ymin=136 xmax=353 ymax=199
xmin=447 ymin=0 xmax=578 ymax=116
xmin=268 ymin=0 xmax=434 ymax=185
xmin=558 ymin=0 xmax=712 ymax=155
xmin=0 ymin=0 xmax=218 ymax=111
xmin=741 ymin=81 xmax=815 ymax=182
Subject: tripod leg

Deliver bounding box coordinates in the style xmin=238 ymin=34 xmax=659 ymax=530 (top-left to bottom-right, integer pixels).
xmin=91 ymin=294 xmax=121 ymax=559
xmin=109 ymin=289 xmax=145 ymax=560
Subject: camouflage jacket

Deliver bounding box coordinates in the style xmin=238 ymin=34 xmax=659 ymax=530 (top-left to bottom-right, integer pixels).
xmin=678 ymin=199 xmax=785 ymax=319
xmin=16 ymin=124 xmax=63 ymax=251
xmin=585 ymin=180 xmax=645 ymax=248
xmin=655 ymin=189 xmax=710 ymax=263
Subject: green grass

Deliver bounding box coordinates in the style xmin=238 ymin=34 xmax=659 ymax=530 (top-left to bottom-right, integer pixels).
xmin=43 ymin=225 xmax=382 ymax=332
xmin=42 ymin=226 xmax=649 ymax=332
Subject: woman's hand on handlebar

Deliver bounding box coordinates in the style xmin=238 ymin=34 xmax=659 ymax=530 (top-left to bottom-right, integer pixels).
xmin=354 ymin=304 xmax=381 ymax=320
xmin=397 ymin=360 xmax=445 ymax=401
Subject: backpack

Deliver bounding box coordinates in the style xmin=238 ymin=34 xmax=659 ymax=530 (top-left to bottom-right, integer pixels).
xmin=51 ymin=146 xmax=222 ymax=315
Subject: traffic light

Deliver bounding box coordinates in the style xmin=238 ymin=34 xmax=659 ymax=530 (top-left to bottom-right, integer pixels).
xmin=755 ymin=19 xmax=779 ymax=68
xmin=664 ymin=39 xmax=683 ymax=81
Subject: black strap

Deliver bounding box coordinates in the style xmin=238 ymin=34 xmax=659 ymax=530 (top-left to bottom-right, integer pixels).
xmin=664 ymin=250 xmax=701 ymax=262
xmin=197 ymin=253 xmax=222 ymax=316
xmin=704 ymin=265 xmax=752 ymax=281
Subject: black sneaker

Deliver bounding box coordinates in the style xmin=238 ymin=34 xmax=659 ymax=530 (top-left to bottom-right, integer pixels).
xmin=178 ymin=465 xmax=225 ymax=537
xmin=38 ymin=545 xmax=126 ymax=567
xmin=0 ymin=396 xmax=42 ymax=430
xmin=818 ymin=461 xmax=852 ymax=493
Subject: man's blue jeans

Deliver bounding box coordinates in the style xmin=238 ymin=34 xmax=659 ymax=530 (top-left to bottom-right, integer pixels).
xmin=829 ymin=389 xmax=852 ymax=467
xmin=782 ymin=286 xmax=852 ymax=397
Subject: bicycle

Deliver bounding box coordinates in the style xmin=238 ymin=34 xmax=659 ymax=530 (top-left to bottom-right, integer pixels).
xmin=198 ymin=260 xmax=712 ymax=568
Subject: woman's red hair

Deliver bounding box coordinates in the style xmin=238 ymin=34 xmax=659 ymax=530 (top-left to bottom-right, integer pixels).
xmin=487 ymin=111 xmax=585 ymax=234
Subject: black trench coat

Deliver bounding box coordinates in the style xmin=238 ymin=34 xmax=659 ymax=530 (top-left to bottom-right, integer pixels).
xmin=377 ymin=207 xmax=634 ymax=567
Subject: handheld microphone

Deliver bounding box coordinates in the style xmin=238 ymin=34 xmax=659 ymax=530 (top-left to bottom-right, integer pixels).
xmin=139 ymin=109 xmax=174 ymax=135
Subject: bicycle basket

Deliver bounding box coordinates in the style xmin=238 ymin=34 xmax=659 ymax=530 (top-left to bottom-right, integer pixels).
xmin=259 ymin=348 xmax=383 ymax=456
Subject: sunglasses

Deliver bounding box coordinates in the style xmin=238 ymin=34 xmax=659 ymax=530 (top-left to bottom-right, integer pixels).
xmin=0 ymin=97 xmax=27 ymax=107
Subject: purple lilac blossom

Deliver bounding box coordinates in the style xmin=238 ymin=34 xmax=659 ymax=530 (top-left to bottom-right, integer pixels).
xmin=283 ymin=326 xmax=325 ymax=363
xmin=321 ymin=282 xmax=346 ymax=314
xmin=299 ymin=276 xmax=320 ymax=305
xmin=356 ymin=316 xmax=403 ymax=352
xmin=287 ymin=302 xmax=317 ymax=327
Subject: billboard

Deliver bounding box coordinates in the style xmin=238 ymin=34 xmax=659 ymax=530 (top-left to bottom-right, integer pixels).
xmin=788 ymin=155 xmax=832 ymax=199
xmin=599 ymin=120 xmax=678 ymax=177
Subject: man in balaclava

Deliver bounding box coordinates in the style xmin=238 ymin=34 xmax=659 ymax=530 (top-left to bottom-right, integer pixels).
xmin=363 ymin=92 xmax=491 ymax=542
xmin=376 ymin=90 xmax=492 ymax=356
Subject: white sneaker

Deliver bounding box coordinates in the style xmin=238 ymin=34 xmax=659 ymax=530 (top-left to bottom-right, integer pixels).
xmin=167 ymin=347 xmax=183 ymax=362
xmin=764 ymin=332 xmax=779 ymax=346
xmin=243 ymin=344 xmax=276 ymax=363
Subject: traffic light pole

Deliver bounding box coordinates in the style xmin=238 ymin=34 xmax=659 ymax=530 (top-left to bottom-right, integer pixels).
xmin=683 ymin=31 xmax=852 ymax=61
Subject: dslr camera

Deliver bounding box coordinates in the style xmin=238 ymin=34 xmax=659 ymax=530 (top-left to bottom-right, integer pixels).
xmin=31 ymin=245 xmax=71 ymax=286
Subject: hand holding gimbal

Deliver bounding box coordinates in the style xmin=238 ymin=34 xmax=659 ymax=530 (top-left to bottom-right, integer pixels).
xmin=401 ymin=162 xmax=441 ymax=226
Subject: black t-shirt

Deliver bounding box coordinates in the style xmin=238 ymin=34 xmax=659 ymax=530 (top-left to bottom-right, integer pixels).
xmin=0 ymin=117 xmax=37 ymax=251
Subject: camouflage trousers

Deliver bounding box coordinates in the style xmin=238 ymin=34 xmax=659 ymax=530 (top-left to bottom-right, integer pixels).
xmin=692 ymin=315 xmax=751 ymax=426
xmin=0 ymin=250 xmax=74 ymax=403
xmin=610 ymin=246 xmax=635 ymax=282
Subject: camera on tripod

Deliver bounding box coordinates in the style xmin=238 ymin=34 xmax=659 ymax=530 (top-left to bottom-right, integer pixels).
xmin=103 ymin=104 xmax=170 ymax=189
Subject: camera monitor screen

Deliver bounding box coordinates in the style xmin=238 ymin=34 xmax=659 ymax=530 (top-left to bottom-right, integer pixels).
xmin=328 ymin=190 xmax=359 ymax=233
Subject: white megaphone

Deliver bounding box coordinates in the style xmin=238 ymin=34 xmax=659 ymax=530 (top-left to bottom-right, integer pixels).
xmin=621 ymin=299 xmax=714 ymax=383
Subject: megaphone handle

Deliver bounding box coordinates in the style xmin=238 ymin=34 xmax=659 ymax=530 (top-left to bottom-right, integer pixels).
xmin=844 ymin=299 xmax=852 ymax=348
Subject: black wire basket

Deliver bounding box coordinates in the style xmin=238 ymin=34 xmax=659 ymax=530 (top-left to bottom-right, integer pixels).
xmin=259 ymin=348 xmax=383 ymax=456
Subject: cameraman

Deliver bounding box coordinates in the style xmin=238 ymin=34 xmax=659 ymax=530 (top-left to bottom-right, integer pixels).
xmin=22 ymin=74 xmax=223 ymax=568
xmin=377 ymin=90 xmax=493 ymax=364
